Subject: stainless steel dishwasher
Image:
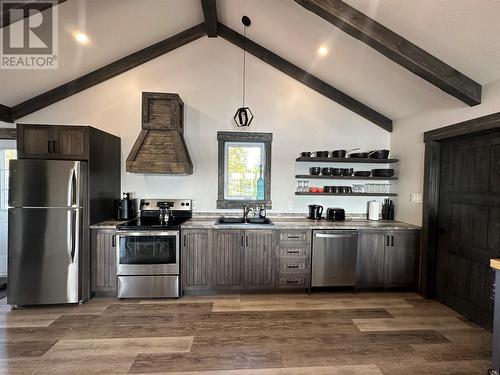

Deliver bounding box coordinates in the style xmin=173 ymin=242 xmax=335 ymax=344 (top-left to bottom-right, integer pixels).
xmin=311 ymin=230 xmax=358 ymax=288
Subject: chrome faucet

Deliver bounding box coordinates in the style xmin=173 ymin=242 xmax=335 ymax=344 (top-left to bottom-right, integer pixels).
xmin=243 ymin=205 xmax=254 ymax=223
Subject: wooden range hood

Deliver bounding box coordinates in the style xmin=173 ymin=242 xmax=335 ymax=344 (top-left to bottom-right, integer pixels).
xmin=126 ymin=92 xmax=193 ymax=174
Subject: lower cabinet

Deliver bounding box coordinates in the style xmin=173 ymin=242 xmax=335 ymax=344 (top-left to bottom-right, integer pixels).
xmin=357 ymin=230 xmax=420 ymax=289
xmin=90 ymin=228 xmax=117 ymax=296
xmin=182 ymin=229 xmax=278 ymax=291
xmin=211 ymin=230 xmax=244 ymax=289
xmin=181 ymin=229 xmax=212 ymax=291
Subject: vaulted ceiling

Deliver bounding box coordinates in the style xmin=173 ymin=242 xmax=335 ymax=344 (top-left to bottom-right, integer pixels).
xmin=1 ymin=0 xmax=499 ymax=125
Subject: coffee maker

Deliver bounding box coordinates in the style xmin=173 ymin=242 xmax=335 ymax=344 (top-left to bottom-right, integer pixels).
xmin=308 ymin=204 xmax=323 ymax=220
xmin=114 ymin=192 xmax=136 ymax=220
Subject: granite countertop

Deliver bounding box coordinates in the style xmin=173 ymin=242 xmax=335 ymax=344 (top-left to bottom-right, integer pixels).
xmin=181 ymin=217 xmax=420 ymax=230
xmin=90 ymin=217 xmax=420 ymax=231
xmin=491 ymin=259 xmax=500 ymax=271
xmin=90 ymin=220 xmax=129 ymax=229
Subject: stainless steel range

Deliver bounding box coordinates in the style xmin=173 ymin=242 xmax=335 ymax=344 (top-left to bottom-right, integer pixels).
xmin=116 ymin=199 xmax=192 ymax=298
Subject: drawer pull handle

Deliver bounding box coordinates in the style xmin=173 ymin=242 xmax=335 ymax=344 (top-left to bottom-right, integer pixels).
xmin=286 ymin=279 xmax=300 ymax=284
xmin=287 ymin=250 xmax=300 ymax=254
xmin=287 ymin=265 xmax=299 ymax=269
xmin=287 ymin=235 xmax=300 ymax=239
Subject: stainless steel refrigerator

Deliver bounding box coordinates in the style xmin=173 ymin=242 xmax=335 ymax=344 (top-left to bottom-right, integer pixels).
xmin=8 ymin=160 xmax=90 ymax=305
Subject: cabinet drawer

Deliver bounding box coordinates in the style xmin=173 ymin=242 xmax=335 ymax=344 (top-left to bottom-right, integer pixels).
xmin=279 ymin=247 xmax=309 ymax=257
xmin=279 ymin=230 xmax=309 ymax=242
xmin=278 ymin=274 xmax=307 ymax=288
xmin=279 ymin=259 xmax=307 ymax=272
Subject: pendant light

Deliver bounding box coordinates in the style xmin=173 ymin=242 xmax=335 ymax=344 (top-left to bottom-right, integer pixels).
xmin=234 ymin=16 xmax=254 ymax=127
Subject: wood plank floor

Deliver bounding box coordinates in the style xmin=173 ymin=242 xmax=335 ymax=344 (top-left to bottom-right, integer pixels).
xmin=0 ymin=292 xmax=491 ymax=374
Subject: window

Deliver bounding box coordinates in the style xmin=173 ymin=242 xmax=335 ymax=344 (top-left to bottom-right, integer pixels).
xmin=217 ymin=132 xmax=272 ymax=209
xmin=0 ymin=142 xmax=16 ymax=279
xmin=0 ymin=147 xmax=16 ymax=210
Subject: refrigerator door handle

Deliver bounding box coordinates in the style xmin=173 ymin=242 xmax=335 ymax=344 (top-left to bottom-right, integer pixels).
xmin=67 ymin=166 xmax=78 ymax=207
xmin=70 ymin=209 xmax=77 ymax=263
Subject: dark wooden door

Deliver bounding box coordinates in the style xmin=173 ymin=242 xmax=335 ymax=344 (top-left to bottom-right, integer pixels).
xmin=244 ymin=230 xmax=276 ymax=289
xmin=17 ymin=125 xmax=53 ymax=158
xmin=436 ymin=131 xmax=500 ymax=327
xmin=384 ymin=231 xmax=419 ymax=288
xmin=182 ymin=229 xmax=211 ymax=291
xmin=356 ymin=231 xmax=385 ymax=288
xmin=56 ymin=127 xmax=88 ymax=159
xmin=212 ymin=230 xmax=244 ymax=289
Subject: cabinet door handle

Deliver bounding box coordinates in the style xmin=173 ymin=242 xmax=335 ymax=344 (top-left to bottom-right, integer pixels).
xmin=53 ymin=141 xmax=58 ymax=153
xmin=391 ymin=235 xmax=394 ymax=247
xmin=183 ymin=235 xmax=186 ymax=247
xmin=112 ymin=235 xmax=116 ymax=247
xmin=47 ymin=141 xmax=51 ymax=153
xmin=241 ymin=235 xmax=244 ymax=247
xmin=386 ymin=235 xmax=390 ymax=247
xmin=246 ymin=235 xmax=249 ymax=247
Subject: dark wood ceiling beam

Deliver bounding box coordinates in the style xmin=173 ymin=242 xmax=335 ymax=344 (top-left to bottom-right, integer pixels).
xmin=218 ymin=22 xmax=392 ymax=132
xmin=1 ymin=0 xmax=66 ymax=28
xmin=0 ymin=127 xmax=16 ymax=139
xmin=0 ymin=104 xmax=12 ymax=123
xmin=10 ymin=24 xmax=206 ymax=120
xmin=201 ymin=0 xmax=217 ymax=37
xmin=294 ymin=0 xmax=482 ymax=106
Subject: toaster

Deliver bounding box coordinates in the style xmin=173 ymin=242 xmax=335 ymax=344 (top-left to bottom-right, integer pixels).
xmin=326 ymin=208 xmax=345 ymax=221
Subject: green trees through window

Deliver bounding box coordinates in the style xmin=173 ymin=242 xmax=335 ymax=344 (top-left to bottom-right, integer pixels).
xmin=225 ymin=143 xmax=264 ymax=200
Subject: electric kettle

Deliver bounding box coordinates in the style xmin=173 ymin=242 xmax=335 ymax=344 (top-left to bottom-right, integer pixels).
xmin=308 ymin=204 xmax=323 ymax=220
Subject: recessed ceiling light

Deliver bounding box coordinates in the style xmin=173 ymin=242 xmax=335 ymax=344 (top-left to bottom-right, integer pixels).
xmin=317 ymin=46 xmax=328 ymax=56
xmin=74 ymin=32 xmax=89 ymax=44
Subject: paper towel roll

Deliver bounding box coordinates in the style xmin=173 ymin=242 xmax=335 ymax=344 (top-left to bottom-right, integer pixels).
xmin=368 ymin=201 xmax=381 ymax=221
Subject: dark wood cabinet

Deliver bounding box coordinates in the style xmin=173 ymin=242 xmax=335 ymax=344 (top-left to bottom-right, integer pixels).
xmin=56 ymin=127 xmax=88 ymax=159
xmin=244 ymin=230 xmax=276 ymax=289
xmin=357 ymin=231 xmax=385 ymax=288
xmin=357 ymin=230 xmax=420 ymax=289
xmin=90 ymin=229 xmax=117 ymax=296
xmin=17 ymin=124 xmax=89 ymax=160
xmin=212 ymin=230 xmax=244 ymax=289
xmin=182 ymin=229 xmax=211 ymax=291
xmin=384 ymin=231 xmax=420 ymax=287
xmin=16 ymin=124 xmax=121 ymax=225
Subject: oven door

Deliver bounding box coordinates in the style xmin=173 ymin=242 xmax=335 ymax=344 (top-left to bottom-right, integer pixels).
xmin=116 ymin=231 xmax=179 ymax=276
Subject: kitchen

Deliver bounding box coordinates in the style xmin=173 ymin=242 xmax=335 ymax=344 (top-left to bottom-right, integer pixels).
xmin=0 ymin=0 xmax=499 ymax=374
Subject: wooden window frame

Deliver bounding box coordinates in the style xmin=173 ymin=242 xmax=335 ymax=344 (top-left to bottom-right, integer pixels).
xmin=217 ymin=131 xmax=272 ymax=209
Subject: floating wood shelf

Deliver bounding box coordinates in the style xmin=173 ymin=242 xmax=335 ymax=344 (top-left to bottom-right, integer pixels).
xmin=296 ymin=157 xmax=399 ymax=163
xmin=295 ymin=192 xmax=398 ymax=197
xmin=295 ymin=175 xmax=398 ymax=180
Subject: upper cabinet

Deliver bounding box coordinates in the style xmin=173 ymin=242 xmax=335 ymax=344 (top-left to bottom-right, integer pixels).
xmin=17 ymin=124 xmax=89 ymax=160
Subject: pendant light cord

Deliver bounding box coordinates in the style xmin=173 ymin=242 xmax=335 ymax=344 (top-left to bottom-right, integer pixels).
xmin=242 ymin=25 xmax=246 ymax=107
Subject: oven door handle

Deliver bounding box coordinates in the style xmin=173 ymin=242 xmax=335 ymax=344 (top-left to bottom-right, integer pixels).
xmin=116 ymin=231 xmax=179 ymax=237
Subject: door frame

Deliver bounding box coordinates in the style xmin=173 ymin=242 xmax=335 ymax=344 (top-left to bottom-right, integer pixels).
xmin=421 ymin=111 xmax=500 ymax=297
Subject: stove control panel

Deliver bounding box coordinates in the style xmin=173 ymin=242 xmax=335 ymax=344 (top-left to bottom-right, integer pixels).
xmin=140 ymin=199 xmax=192 ymax=212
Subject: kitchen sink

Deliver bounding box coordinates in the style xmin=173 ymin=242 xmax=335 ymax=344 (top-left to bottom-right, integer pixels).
xmin=215 ymin=217 xmax=274 ymax=225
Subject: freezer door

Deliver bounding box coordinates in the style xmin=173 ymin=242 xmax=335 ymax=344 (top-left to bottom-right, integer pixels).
xmin=9 ymin=160 xmax=87 ymax=208
xmin=8 ymin=207 xmax=83 ymax=305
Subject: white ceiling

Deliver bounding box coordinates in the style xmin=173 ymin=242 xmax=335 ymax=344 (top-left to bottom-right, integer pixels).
xmin=1 ymin=0 xmax=499 ymax=121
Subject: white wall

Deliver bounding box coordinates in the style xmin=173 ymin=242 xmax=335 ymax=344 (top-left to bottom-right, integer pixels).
xmin=18 ymin=37 xmax=390 ymax=214
xmin=391 ymin=78 xmax=500 ymax=225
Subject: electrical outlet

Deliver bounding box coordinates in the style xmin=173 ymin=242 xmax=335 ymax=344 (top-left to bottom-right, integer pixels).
xmin=288 ymin=199 xmax=294 ymax=210
xmin=410 ymin=193 xmax=422 ymax=204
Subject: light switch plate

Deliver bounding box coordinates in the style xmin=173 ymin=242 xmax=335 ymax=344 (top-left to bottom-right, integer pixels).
xmin=410 ymin=193 xmax=423 ymax=204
